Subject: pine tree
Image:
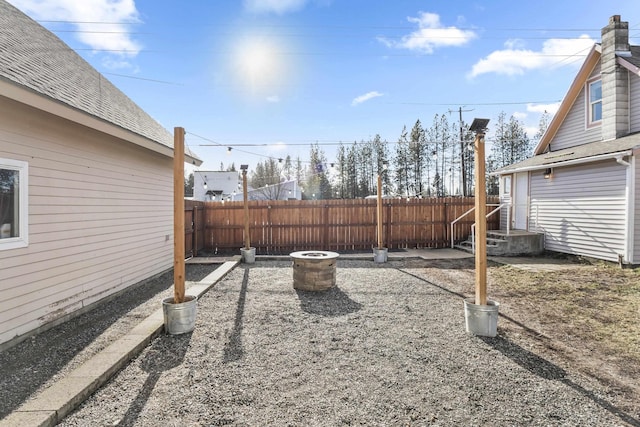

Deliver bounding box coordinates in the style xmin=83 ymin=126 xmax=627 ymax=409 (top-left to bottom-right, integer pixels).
xmin=533 ymin=110 xmax=552 ymax=148
xmin=184 ymin=172 xmax=194 ymax=197
xmin=250 ymin=158 xmax=287 ymax=200
xmin=487 ymin=111 xmax=533 ymax=195
xmin=409 ymin=120 xmax=427 ymax=197
xmin=394 ymin=126 xmax=410 ymax=196
xmin=306 ymin=144 xmax=332 ymax=199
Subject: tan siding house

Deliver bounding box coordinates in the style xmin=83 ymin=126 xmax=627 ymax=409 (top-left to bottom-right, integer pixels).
xmin=494 ymin=15 xmax=640 ymax=266
xmin=0 ymin=1 xmax=200 ymax=348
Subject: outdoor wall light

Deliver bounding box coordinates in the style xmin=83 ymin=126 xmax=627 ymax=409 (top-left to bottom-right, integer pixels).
xmin=544 ymin=168 xmax=553 ymax=179
xmin=227 ymin=147 xmax=232 ymax=155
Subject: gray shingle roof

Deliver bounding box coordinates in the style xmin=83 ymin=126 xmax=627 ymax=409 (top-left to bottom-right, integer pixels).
xmin=0 ymin=0 xmax=198 ymax=161
xmin=493 ymin=133 xmax=640 ymax=174
xmin=625 ymin=45 xmax=640 ymax=69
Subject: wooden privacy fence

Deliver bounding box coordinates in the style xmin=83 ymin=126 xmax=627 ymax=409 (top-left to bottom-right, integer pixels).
xmin=185 ymin=197 xmax=499 ymax=255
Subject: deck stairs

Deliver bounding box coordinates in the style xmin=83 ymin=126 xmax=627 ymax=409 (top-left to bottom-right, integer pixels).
xmin=455 ymin=229 xmax=544 ymax=256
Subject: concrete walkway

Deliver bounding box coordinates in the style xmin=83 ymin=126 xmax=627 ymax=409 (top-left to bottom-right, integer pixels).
xmin=0 ymin=249 xmax=578 ymax=426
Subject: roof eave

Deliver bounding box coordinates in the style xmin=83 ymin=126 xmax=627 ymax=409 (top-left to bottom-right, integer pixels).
xmin=491 ymin=149 xmax=633 ymax=176
xmin=1 ymin=79 xmax=202 ymax=166
xmin=617 ymin=56 xmax=640 ymax=76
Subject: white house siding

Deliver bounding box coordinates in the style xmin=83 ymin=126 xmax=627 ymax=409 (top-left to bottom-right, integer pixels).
xmin=529 ymin=160 xmax=627 ymax=262
xmin=499 ymin=194 xmax=511 ymax=231
xmin=0 ymin=97 xmax=174 ymax=346
xmin=630 ymin=73 xmax=640 ymax=133
xmin=551 ymin=87 xmax=602 ymax=151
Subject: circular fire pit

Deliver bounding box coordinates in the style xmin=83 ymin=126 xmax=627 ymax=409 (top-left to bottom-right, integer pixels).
xmin=290 ymin=251 xmax=340 ymax=291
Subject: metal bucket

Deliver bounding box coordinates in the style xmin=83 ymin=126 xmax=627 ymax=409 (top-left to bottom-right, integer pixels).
xmin=373 ymin=247 xmax=388 ymax=263
xmin=241 ymin=247 xmax=256 ymax=264
xmin=463 ymin=298 xmax=499 ymax=337
xmin=162 ymin=295 xmax=197 ymax=335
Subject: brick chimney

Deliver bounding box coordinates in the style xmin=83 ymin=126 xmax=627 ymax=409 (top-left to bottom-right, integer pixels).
xmin=600 ymin=15 xmax=630 ymax=140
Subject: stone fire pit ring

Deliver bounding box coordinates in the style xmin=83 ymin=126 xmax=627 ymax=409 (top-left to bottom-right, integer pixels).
xmin=290 ymin=250 xmax=340 ymax=291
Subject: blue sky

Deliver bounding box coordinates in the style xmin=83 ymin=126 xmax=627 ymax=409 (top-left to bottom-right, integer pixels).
xmin=7 ymin=0 xmax=640 ymax=173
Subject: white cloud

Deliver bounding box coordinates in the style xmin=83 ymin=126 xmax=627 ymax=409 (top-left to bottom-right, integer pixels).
xmin=527 ymin=102 xmax=561 ymax=115
xmin=243 ymin=0 xmax=307 ymax=14
xmin=266 ymin=95 xmax=280 ymax=103
xmin=469 ymin=35 xmax=594 ymax=78
xmin=9 ymin=0 xmax=141 ymax=67
xmin=512 ymin=111 xmax=527 ymax=120
xmin=378 ymin=11 xmax=477 ymax=54
xmin=352 ymin=91 xmax=383 ymax=106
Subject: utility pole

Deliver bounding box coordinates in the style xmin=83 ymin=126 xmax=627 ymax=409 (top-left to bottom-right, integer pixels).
xmin=450 ymin=106 xmax=474 ymax=196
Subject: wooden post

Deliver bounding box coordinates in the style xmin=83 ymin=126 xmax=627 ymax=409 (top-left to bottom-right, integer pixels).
xmin=376 ymin=174 xmax=383 ymax=249
xmin=173 ymin=127 xmax=186 ymax=304
xmin=474 ymin=131 xmax=487 ymax=305
xmin=242 ymin=169 xmax=250 ymax=250
xmin=192 ymin=206 xmax=198 ymax=257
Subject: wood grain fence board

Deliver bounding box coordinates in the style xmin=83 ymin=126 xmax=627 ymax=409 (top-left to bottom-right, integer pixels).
xmin=186 ymin=197 xmax=499 ymax=254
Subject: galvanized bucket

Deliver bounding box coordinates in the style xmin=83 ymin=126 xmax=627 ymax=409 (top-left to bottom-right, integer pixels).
xmin=463 ymin=298 xmax=499 ymax=337
xmin=240 ymin=247 xmax=256 ymax=264
xmin=373 ymin=247 xmax=388 ymax=263
xmin=162 ymin=295 xmax=197 ymax=335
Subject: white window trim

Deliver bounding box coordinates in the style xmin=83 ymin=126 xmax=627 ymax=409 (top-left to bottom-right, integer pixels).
xmin=502 ymin=175 xmax=512 ymax=196
xmin=0 ymin=158 xmax=28 ymax=250
xmin=586 ymin=77 xmax=602 ymax=128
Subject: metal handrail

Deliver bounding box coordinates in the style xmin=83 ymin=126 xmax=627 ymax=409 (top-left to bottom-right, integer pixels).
xmin=450 ymin=203 xmax=503 ymax=249
xmin=450 ymin=207 xmax=476 ymax=248
xmin=470 ymin=203 xmax=508 ymax=253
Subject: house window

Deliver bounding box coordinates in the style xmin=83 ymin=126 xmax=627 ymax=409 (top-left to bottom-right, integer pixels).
xmin=587 ymin=78 xmax=602 ymax=126
xmin=0 ymin=158 xmax=28 ymax=250
xmin=502 ymin=176 xmax=511 ymax=195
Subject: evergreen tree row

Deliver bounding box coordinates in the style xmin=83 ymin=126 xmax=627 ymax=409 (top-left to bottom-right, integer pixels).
xmin=188 ymin=111 xmax=551 ymax=200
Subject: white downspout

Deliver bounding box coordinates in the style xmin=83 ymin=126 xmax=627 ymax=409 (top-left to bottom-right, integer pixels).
xmin=620 ymin=155 xmax=634 ymax=265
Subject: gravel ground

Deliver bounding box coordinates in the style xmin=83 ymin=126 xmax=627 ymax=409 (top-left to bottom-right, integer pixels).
xmin=0 ymin=263 xmax=218 ymax=420
xmin=57 ymin=260 xmax=635 ymax=427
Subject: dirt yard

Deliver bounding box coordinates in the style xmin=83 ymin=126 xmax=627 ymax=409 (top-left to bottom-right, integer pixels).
xmin=419 ymin=256 xmax=640 ymax=417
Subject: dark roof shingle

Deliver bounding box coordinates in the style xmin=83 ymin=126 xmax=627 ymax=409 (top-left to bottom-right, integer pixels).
xmin=0 ymin=0 xmax=197 ymax=160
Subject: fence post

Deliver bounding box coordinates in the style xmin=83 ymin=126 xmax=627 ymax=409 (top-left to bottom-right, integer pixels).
xmin=443 ymin=200 xmax=448 ymax=249
xmin=323 ymin=204 xmax=329 ymax=250
xmin=192 ymin=205 xmax=198 ymax=257
xmin=385 ymin=202 xmax=392 ymax=249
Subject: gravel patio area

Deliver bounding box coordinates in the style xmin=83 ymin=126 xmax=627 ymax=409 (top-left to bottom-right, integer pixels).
xmin=59 ymin=260 xmax=635 ymax=426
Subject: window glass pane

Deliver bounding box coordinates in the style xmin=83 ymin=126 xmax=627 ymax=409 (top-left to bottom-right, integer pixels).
xmin=589 ymin=80 xmax=602 ymax=102
xmin=592 ymin=101 xmax=602 ymax=122
xmin=0 ymin=168 xmax=19 ymax=239
xmin=503 ymin=176 xmax=511 ymax=194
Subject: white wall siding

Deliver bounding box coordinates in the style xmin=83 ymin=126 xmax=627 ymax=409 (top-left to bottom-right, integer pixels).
xmin=529 ymin=160 xmax=627 ymax=262
xmin=499 ymin=194 xmax=511 ymax=230
xmin=630 ymin=73 xmax=640 ymax=133
xmin=551 ymin=85 xmax=602 ymax=151
xmin=0 ymin=97 xmax=174 ymax=346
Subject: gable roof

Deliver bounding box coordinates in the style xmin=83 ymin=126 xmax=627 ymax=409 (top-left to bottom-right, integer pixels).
xmin=533 ymin=44 xmax=602 ymax=155
xmin=492 ymin=132 xmax=640 ymax=175
xmin=535 ymin=43 xmax=640 ymax=156
xmin=0 ymin=0 xmax=200 ymax=165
